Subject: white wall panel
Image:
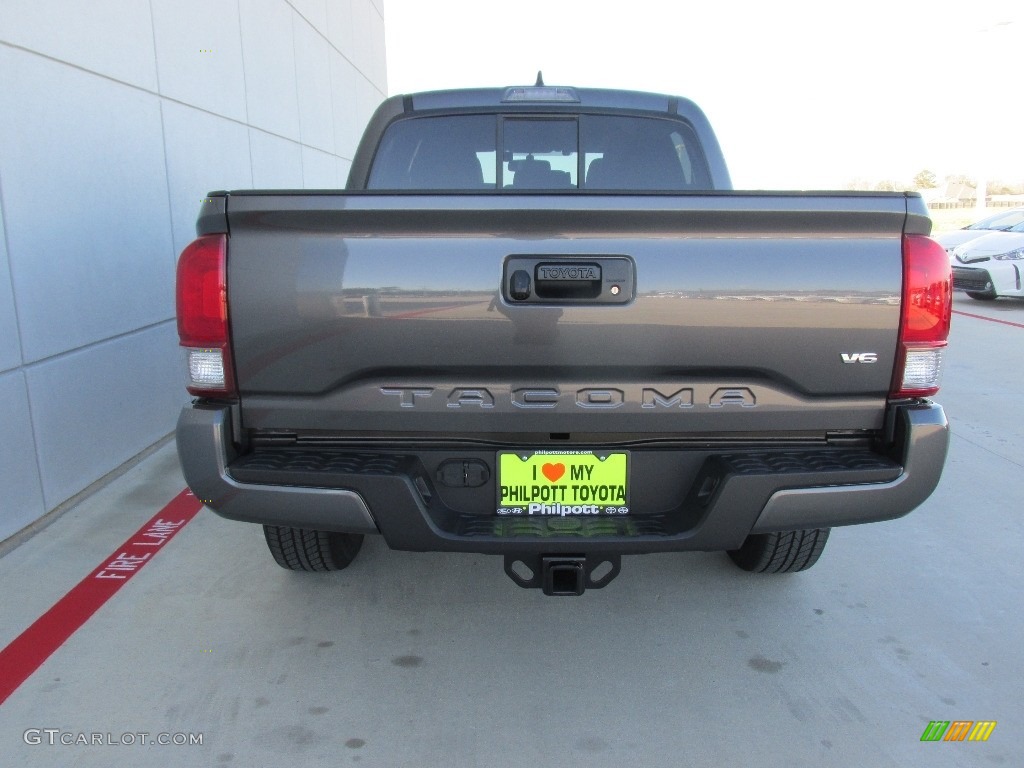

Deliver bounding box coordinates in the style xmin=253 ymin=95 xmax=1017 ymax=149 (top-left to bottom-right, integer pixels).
xmin=294 ymin=17 xmax=336 ymax=154
xmin=26 ymin=323 xmax=185 ymax=510
xmin=356 ymin=72 xmax=386 ymax=132
xmin=0 ymin=203 xmax=22 ymax=373
xmin=302 ymin=146 xmax=341 ymax=189
xmin=289 ymin=0 xmax=328 ymax=29
xmin=151 ymin=0 xmax=248 ymax=122
xmin=351 ymin=0 xmax=373 ymax=78
xmin=0 ymin=372 xmax=45 ymax=541
xmin=369 ymin=2 xmax=387 ymax=91
xmin=162 ymin=101 xmax=253 ymax=257
xmin=0 ymin=0 xmax=387 ymax=541
xmin=338 ymin=157 xmax=353 ymax=188
xmin=239 ymin=0 xmax=301 ymax=141
xmin=0 ymin=0 xmax=158 ymax=90
xmin=0 ymin=48 xmax=175 ymax=364
xmin=330 ymin=53 xmax=360 ymax=160
xmin=326 ymin=0 xmax=356 ymax=62
xmin=250 ymin=129 xmax=304 ymax=189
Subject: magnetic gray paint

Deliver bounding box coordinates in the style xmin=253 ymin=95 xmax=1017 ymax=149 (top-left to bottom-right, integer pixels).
xmin=175 ymin=405 xmax=379 ymax=534
xmin=224 ymin=193 xmax=913 ymax=435
xmin=178 ymin=401 xmax=945 ymax=550
xmin=751 ymin=402 xmax=949 ymax=531
xmin=175 ymin=87 xmax=946 ymax=558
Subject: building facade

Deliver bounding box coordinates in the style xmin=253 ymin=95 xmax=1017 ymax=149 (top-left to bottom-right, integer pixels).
xmin=0 ymin=0 xmax=387 ymax=541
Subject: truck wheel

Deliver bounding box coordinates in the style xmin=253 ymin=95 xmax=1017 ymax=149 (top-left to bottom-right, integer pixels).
xmin=727 ymin=528 xmax=830 ymax=573
xmin=263 ymin=525 xmax=364 ymax=571
xmin=965 ymin=291 xmax=996 ymax=301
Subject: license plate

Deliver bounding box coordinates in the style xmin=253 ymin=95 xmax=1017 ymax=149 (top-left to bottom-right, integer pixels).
xmin=496 ymin=451 xmax=629 ymax=516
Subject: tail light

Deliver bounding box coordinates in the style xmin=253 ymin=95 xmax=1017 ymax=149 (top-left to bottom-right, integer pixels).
xmin=891 ymin=234 xmax=952 ymax=398
xmin=175 ymin=234 xmax=236 ymax=397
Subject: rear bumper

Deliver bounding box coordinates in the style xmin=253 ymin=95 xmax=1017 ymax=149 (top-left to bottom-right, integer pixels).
xmin=176 ymin=404 xmax=380 ymax=536
xmin=749 ymin=402 xmax=947 ymax=532
xmin=176 ymin=401 xmax=948 ymax=553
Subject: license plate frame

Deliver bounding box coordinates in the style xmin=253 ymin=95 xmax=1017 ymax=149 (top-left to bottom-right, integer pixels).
xmin=496 ymin=450 xmax=630 ymax=517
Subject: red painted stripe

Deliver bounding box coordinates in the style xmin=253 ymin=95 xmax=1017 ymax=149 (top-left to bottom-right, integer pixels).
xmin=953 ymin=309 xmax=1024 ymax=329
xmin=0 ymin=489 xmax=202 ymax=706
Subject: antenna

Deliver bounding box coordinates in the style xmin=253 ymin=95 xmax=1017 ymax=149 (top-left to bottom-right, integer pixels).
xmin=535 ymin=71 xmax=544 ymax=86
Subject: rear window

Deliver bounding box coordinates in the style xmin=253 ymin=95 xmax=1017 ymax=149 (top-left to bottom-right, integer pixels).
xmin=366 ymin=114 xmax=711 ymax=191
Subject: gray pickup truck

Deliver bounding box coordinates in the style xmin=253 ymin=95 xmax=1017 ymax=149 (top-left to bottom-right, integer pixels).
xmin=175 ymin=84 xmax=952 ymax=595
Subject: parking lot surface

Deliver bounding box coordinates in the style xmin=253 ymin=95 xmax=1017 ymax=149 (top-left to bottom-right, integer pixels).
xmin=1 ymin=293 xmax=1021 ymax=767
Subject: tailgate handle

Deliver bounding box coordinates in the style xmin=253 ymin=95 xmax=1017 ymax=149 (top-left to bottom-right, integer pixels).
xmin=534 ymin=262 xmax=602 ymax=299
xmin=504 ymin=256 xmax=634 ymax=304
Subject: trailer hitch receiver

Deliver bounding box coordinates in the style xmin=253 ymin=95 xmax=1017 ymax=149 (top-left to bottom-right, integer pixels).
xmin=503 ymin=553 xmax=621 ymax=596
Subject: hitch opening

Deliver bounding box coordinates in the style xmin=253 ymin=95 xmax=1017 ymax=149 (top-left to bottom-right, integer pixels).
xmin=544 ymin=557 xmax=585 ymax=596
xmin=503 ymin=553 xmax=621 ymax=595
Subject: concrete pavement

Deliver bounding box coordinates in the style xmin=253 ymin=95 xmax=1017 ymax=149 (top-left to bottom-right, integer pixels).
xmin=1 ymin=293 xmax=1021 ymax=767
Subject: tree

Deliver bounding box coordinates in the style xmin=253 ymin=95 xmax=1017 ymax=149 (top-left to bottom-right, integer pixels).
xmin=913 ymin=170 xmax=937 ymax=189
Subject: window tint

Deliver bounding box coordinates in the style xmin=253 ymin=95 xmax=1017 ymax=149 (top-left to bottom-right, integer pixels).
xmin=581 ymin=115 xmax=710 ymax=190
xmin=368 ymin=115 xmax=495 ymax=190
xmin=367 ymin=113 xmax=710 ymax=191
xmin=966 ymin=209 xmax=1024 ymax=231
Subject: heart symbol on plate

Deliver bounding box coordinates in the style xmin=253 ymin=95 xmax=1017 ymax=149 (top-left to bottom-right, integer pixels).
xmin=542 ymin=462 xmax=565 ymax=482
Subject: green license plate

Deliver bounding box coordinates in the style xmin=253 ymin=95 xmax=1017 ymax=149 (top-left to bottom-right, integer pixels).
xmin=496 ymin=451 xmax=629 ymax=516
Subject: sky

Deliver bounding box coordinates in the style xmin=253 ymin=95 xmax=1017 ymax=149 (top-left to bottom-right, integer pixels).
xmin=382 ymin=0 xmax=1023 ymax=190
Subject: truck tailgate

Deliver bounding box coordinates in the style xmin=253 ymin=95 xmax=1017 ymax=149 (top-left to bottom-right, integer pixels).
xmin=224 ymin=193 xmax=921 ymax=437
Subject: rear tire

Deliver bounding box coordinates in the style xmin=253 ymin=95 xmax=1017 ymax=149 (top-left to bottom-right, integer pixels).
xmin=727 ymin=528 xmax=830 ymax=573
xmin=966 ymin=291 xmax=997 ymax=301
xmin=263 ymin=525 xmax=364 ymax=571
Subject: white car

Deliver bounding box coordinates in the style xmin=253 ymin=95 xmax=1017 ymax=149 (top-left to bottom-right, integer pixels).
xmin=950 ymin=224 xmax=1024 ymax=300
xmin=934 ymin=208 xmax=1024 ymax=254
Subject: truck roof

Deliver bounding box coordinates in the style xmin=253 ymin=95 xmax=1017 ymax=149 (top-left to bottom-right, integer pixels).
xmin=406 ymin=85 xmax=693 ymax=115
